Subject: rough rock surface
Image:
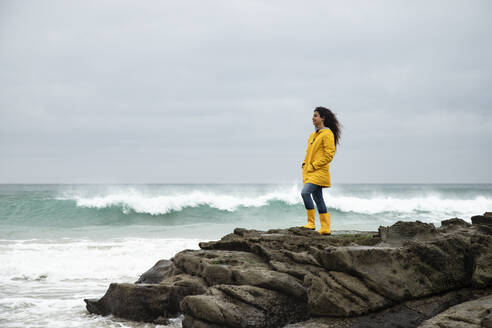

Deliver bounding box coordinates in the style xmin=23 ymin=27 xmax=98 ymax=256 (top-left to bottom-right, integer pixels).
xmin=85 ymin=213 xmax=492 ymax=327
xmin=418 ymin=294 xmax=492 ymax=328
xmin=85 ymin=274 xmax=207 ymax=322
xmin=135 ymin=259 xmax=182 ymax=284
xmin=284 ymin=288 xmax=492 ymax=328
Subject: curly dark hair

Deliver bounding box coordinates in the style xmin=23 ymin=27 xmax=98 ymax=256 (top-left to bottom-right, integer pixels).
xmin=314 ymin=106 xmax=342 ymax=147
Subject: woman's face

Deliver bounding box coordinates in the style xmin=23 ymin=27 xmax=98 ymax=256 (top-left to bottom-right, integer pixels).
xmin=312 ymin=111 xmax=324 ymax=126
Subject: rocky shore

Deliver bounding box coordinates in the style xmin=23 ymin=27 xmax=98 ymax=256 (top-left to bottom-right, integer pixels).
xmin=85 ymin=212 xmax=492 ymax=328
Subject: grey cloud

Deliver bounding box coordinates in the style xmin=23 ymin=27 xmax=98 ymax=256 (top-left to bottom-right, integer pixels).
xmin=1 ymin=0 xmax=491 ymax=183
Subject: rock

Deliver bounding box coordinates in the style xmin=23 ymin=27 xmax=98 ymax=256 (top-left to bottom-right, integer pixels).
xmin=404 ymin=288 xmax=476 ymax=317
xmin=86 ymin=214 xmax=492 ymax=327
xmin=483 ymin=312 xmax=492 ymax=328
xmin=440 ymin=218 xmax=471 ymax=231
xmin=269 ymin=259 xmax=320 ymax=280
xmin=305 ymin=271 xmax=391 ymax=316
xmin=472 ymin=214 xmax=492 ymax=226
xmin=216 ymin=284 xmax=306 ymax=318
xmin=181 ymin=285 xmax=309 ymax=328
xmin=173 ymin=249 xmax=270 ymax=285
xmin=312 ymin=237 xmax=474 ymax=305
xmin=472 ymin=213 xmax=492 ymax=234
xmin=84 ymin=274 xmax=207 ymax=323
xmin=182 ymin=315 xmax=224 ymax=328
xmin=181 ymin=287 xmax=267 ymax=328
xmin=153 ymin=316 xmax=170 ymax=325
xmin=233 ymin=268 xmax=306 ymax=300
xmin=84 ymin=282 xmax=175 ymax=322
xmin=378 ymin=221 xmax=438 ymax=245
xmin=286 ymin=288 xmax=492 ymax=328
xmin=471 ymin=234 xmax=492 ymax=287
xmin=135 ymin=259 xmax=181 ymax=284
xmin=418 ymin=294 xmax=492 ymax=328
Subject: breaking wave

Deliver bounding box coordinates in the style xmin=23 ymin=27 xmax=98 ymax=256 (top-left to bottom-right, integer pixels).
xmin=55 ymin=186 xmax=492 ymax=218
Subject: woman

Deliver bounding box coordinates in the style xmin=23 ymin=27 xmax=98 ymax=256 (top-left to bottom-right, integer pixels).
xmin=301 ymin=107 xmax=341 ymax=235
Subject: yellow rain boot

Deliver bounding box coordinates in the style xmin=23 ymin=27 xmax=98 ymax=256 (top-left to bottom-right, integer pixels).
xmin=318 ymin=212 xmax=331 ymax=235
xmin=301 ymin=209 xmax=316 ymax=230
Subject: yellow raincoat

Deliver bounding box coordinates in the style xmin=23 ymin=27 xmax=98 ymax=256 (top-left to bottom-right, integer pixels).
xmin=302 ymin=128 xmax=336 ymax=187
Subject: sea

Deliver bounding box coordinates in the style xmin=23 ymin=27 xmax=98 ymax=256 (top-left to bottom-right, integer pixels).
xmin=1 ymin=183 xmax=491 ymax=327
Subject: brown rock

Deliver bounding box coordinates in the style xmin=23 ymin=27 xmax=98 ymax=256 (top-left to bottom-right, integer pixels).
xmin=472 ymin=214 xmax=492 ymax=226
xmin=378 ymin=221 xmax=438 ymax=245
xmin=418 ymin=294 xmax=492 ymax=328
xmin=306 ymin=271 xmax=391 ymax=316
xmin=84 ymin=274 xmax=207 ymax=323
xmin=181 ymin=287 xmax=266 ymax=328
xmin=173 ymin=249 xmax=269 ymax=285
xmin=86 ymin=215 xmax=492 ymax=327
xmin=135 ymin=259 xmax=181 ymax=284
xmin=312 ymin=237 xmax=474 ymax=305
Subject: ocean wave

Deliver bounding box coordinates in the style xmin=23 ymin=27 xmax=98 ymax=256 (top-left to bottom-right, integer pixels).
xmin=55 ymin=187 xmax=492 ymax=217
xmin=56 ymin=186 xmax=301 ymax=215
xmin=0 ymin=238 xmax=202 ymax=282
xmin=326 ymin=194 xmax=491 ymax=216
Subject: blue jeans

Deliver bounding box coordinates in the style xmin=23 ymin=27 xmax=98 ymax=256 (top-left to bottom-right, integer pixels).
xmin=301 ymin=183 xmax=327 ymax=214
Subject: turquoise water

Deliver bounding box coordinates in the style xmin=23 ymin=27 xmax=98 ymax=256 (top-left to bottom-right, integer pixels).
xmin=1 ymin=183 xmax=491 ymax=239
xmin=0 ymin=183 xmax=491 ymax=327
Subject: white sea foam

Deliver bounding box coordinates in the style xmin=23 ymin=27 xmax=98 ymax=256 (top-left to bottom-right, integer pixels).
xmin=325 ymin=194 xmax=492 ymax=217
xmin=56 ymin=186 xmax=492 ymax=219
xmin=0 ymin=238 xmax=200 ymax=283
xmin=56 ymin=185 xmax=302 ymax=214
xmin=0 ymin=238 xmax=200 ymax=327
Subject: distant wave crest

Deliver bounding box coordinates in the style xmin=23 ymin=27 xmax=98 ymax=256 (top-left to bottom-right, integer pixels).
xmin=56 ymin=187 xmax=492 ymax=217
xmin=325 ymin=195 xmax=491 ymax=216
xmin=56 ymin=186 xmax=302 ymax=215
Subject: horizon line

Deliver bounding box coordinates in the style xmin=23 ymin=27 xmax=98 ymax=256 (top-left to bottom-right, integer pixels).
xmin=0 ymin=182 xmax=491 ymax=185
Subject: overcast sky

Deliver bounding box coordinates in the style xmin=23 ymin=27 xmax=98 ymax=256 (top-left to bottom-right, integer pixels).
xmin=1 ymin=0 xmax=491 ymax=184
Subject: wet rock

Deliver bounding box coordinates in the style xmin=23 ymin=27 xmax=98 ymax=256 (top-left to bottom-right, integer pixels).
xmin=472 ymin=213 xmax=492 ymax=234
xmin=173 ymin=249 xmax=270 ymax=285
xmin=182 ymin=316 xmax=223 ymax=328
xmin=183 ymin=284 xmax=309 ymax=327
xmin=306 ymin=270 xmax=392 ymax=316
xmin=84 ymin=282 xmax=175 ymax=322
xmin=181 ymin=287 xmax=267 ymax=328
xmin=233 ymin=267 xmax=306 ymax=299
xmin=484 ymin=313 xmax=492 ymax=328
xmin=285 ymin=288 xmax=492 ymax=328
xmin=440 ymin=218 xmax=471 ymax=231
xmin=86 ymin=214 xmax=492 ymax=327
xmin=269 ymin=259 xmax=320 ymax=280
xmin=135 ymin=259 xmax=181 ymax=284
xmin=378 ymin=221 xmax=438 ymax=245
xmin=84 ymin=274 xmax=207 ymax=323
xmin=471 ymin=234 xmax=492 ymax=287
xmin=418 ymin=294 xmax=492 ymax=328
xmin=312 ymin=237 xmax=474 ymax=305
xmin=472 ymin=213 xmax=492 ymax=226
